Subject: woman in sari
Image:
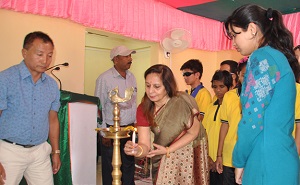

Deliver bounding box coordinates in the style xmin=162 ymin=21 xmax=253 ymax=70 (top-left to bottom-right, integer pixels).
xmin=124 ymin=64 xmax=209 ymax=184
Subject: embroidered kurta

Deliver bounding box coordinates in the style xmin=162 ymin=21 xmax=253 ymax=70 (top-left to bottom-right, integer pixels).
xmin=233 ymin=46 xmax=299 ymax=185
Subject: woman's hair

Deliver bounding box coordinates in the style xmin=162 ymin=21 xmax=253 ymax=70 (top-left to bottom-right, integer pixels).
xmin=141 ymin=64 xmax=178 ymax=125
xmin=211 ymin=70 xmax=233 ymax=90
xmin=224 ymin=4 xmax=300 ymax=82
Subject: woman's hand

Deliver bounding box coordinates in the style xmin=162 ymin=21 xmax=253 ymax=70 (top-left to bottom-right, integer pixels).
xmin=147 ymin=143 xmax=167 ymax=158
xmin=124 ymin=140 xmax=138 ymax=156
xmin=235 ymin=168 xmax=244 ymax=185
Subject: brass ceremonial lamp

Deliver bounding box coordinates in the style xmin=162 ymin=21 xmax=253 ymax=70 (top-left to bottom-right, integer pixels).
xmin=95 ymin=87 xmax=136 ymax=185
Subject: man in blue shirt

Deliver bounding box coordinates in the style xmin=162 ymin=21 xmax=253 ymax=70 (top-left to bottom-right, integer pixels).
xmin=0 ymin=31 xmax=61 ymax=185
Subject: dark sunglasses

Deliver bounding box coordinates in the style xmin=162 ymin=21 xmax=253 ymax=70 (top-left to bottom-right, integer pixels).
xmin=182 ymin=72 xmax=195 ymax=77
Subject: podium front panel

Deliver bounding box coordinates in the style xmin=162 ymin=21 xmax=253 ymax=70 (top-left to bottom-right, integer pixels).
xmin=68 ymin=102 xmax=97 ymax=185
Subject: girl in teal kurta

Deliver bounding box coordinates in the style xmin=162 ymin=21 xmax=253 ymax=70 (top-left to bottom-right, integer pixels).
xmin=224 ymin=4 xmax=300 ymax=185
xmin=235 ymin=46 xmax=299 ymax=184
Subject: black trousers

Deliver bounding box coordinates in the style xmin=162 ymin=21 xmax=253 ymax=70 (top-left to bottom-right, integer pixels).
xmin=223 ymin=166 xmax=238 ymax=185
xmin=100 ymin=136 xmax=135 ymax=185
xmin=210 ymin=170 xmax=223 ymax=185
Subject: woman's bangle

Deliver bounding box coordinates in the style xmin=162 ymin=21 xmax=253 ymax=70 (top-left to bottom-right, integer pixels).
xmin=166 ymin=147 xmax=170 ymax=158
xmin=217 ymin=155 xmax=222 ymax=158
xmin=135 ymin=145 xmax=143 ymax=157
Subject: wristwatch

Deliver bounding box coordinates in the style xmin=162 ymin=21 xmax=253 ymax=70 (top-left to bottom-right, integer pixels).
xmin=52 ymin=150 xmax=61 ymax=155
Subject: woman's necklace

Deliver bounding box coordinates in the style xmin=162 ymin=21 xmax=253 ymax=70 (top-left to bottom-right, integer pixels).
xmin=154 ymin=103 xmax=166 ymax=117
xmin=154 ymin=98 xmax=170 ymax=132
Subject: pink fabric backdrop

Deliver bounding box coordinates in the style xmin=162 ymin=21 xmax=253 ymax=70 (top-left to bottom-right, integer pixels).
xmin=1 ymin=0 xmax=299 ymax=51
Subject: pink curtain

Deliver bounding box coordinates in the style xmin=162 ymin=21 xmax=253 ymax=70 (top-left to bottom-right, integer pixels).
xmin=283 ymin=12 xmax=300 ymax=46
xmin=1 ymin=0 xmax=299 ymax=51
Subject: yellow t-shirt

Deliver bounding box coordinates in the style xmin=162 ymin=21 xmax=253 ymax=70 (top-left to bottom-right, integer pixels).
xmin=292 ymin=83 xmax=300 ymax=137
xmin=202 ymin=100 xmax=222 ymax=161
xmin=188 ymin=87 xmax=212 ymax=116
xmin=219 ymin=88 xmax=242 ymax=167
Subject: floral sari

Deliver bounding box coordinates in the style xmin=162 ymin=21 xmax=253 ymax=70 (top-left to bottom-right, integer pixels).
xmin=151 ymin=92 xmax=209 ymax=185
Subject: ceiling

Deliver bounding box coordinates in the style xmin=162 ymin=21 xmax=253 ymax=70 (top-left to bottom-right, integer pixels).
xmin=158 ymin=0 xmax=300 ymax=22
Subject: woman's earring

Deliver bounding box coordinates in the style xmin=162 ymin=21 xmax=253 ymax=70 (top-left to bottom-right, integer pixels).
xmin=251 ymin=32 xmax=257 ymax=38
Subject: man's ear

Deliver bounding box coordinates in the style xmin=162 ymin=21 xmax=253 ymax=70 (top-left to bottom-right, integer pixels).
xmin=112 ymin=56 xmax=119 ymax=64
xmin=22 ymin=48 xmax=27 ymax=58
xmin=195 ymin=72 xmax=201 ymax=79
xmin=232 ymin=73 xmax=238 ymax=85
xmin=232 ymin=73 xmax=237 ymax=80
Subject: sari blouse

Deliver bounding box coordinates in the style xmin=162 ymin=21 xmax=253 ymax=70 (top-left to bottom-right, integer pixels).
xmin=136 ymin=92 xmax=207 ymax=146
xmin=136 ymin=92 xmax=196 ymax=147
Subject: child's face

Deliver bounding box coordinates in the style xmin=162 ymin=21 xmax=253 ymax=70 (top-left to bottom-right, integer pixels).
xmin=239 ymin=66 xmax=247 ymax=84
xmin=181 ymin=69 xmax=199 ymax=86
xmin=212 ymin=80 xmax=229 ymax=101
xmin=295 ymin=49 xmax=300 ymax=63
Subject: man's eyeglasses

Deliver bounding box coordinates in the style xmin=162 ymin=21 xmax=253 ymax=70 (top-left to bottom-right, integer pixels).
xmin=182 ymin=72 xmax=195 ymax=77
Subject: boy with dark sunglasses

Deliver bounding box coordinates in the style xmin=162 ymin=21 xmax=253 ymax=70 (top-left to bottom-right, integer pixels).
xmin=180 ymin=59 xmax=212 ymax=121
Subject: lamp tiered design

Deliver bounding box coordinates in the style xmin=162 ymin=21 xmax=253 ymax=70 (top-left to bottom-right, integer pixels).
xmin=95 ymin=87 xmax=136 ymax=185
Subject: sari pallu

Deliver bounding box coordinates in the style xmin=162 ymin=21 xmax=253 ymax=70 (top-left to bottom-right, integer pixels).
xmin=151 ymin=92 xmax=209 ymax=185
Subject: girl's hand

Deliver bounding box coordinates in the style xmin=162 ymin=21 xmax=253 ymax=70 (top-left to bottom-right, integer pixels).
xmin=235 ymin=168 xmax=244 ymax=185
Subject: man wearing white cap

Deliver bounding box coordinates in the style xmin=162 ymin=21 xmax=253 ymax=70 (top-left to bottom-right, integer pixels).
xmin=95 ymin=45 xmax=137 ymax=185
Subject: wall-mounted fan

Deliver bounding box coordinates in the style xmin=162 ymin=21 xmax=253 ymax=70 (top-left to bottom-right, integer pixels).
xmin=160 ymin=28 xmax=192 ymax=58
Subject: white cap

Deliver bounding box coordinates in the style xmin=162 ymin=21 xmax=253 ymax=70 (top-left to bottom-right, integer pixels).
xmin=110 ymin=46 xmax=136 ymax=60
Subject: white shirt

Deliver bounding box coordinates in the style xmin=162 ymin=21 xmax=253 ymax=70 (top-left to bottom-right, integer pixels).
xmin=94 ymin=67 xmax=137 ymax=131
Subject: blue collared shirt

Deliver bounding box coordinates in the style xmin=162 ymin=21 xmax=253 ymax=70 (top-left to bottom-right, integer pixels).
xmin=0 ymin=61 xmax=60 ymax=145
xmin=95 ymin=67 xmax=137 ymax=130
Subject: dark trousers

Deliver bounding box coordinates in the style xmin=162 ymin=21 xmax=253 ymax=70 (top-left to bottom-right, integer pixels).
xmin=210 ymin=170 xmax=223 ymax=185
xmin=223 ymin=166 xmax=238 ymax=185
xmin=101 ymin=137 xmax=135 ymax=185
